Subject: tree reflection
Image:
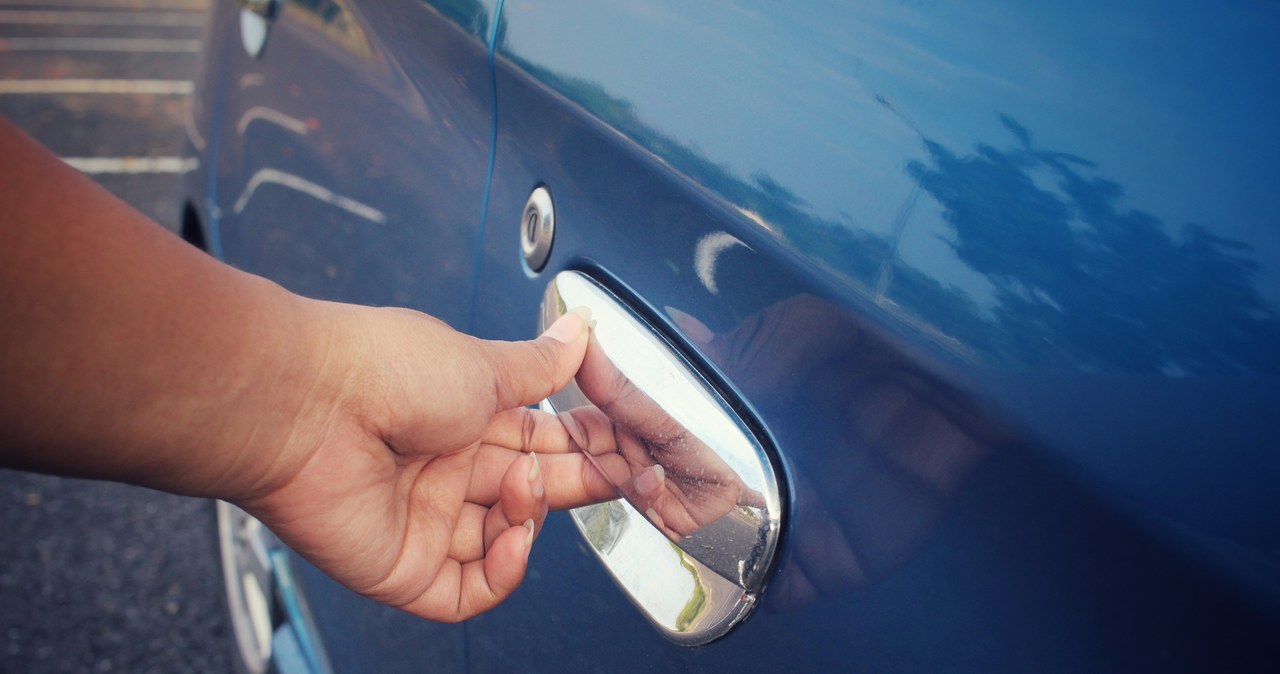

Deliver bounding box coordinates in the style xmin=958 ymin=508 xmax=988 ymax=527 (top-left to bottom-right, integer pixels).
xmin=904 ymin=115 xmax=1280 ymax=375
xmin=428 ymin=0 xmax=498 ymax=39
xmin=502 ymin=57 xmax=1279 ymax=376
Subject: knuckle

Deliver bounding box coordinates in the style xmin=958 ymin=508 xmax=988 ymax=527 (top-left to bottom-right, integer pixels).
xmin=531 ymin=339 xmax=561 ymax=379
xmin=521 ymin=411 xmax=538 ymax=452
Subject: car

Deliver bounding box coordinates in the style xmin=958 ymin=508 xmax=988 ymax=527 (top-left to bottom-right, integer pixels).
xmin=180 ymin=0 xmax=1280 ymax=671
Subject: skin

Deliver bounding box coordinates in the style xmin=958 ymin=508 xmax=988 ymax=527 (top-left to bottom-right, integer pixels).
xmin=0 ymin=116 xmax=615 ymax=622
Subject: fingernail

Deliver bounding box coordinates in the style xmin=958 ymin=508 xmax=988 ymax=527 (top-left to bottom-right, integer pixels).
xmin=569 ymin=305 xmax=598 ymax=330
xmin=635 ymin=463 xmax=665 ymax=495
xmin=528 ymin=452 xmax=544 ymax=499
xmin=523 ymin=518 xmax=536 ymax=547
xmin=540 ymin=308 xmax=588 ymax=345
xmin=558 ymin=412 xmax=588 ymax=450
xmin=569 ymin=305 xmax=593 ymax=326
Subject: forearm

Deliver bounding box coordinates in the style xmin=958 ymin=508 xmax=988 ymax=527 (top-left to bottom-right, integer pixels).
xmin=0 ymin=115 xmax=330 ymax=500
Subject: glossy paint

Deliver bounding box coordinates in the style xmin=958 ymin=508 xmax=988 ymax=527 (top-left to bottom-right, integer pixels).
xmin=199 ymin=0 xmax=499 ymax=326
xmin=184 ymin=0 xmax=1280 ymax=671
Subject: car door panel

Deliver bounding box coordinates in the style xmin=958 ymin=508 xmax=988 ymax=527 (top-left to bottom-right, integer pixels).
xmin=188 ymin=0 xmax=1280 ymax=670
xmin=211 ymin=0 xmax=497 ymax=326
xmin=465 ymin=0 xmax=1280 ymax=671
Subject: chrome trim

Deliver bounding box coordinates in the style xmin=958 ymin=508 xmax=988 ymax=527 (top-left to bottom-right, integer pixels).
xmin=540 ymin=271 xmax=783 ymax=645
xmin=217 ymin=502 xmax=332 ymax=674
xmin=217 ymin=500 xmax=276 ymax=674
xmin=520 ymin=186 xmax=555 ymax=272
xmin=238 ymin=0 xmax=276 ymax=59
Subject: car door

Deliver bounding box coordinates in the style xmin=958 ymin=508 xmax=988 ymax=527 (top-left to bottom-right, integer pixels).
xmin=210 ymin=0 xmax=497 ymax=325
xmin=464 ymin=1 xmax=1280 ymax=671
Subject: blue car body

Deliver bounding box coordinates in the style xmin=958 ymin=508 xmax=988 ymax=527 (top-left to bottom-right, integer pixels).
xmin=182 ymin=0 xmax=1280 ymax=670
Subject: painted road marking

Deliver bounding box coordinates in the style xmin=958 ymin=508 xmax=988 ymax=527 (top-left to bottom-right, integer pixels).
xmin=0 ymin=10 xmax=203 ymax=26
xmin=61 ymin=156 xmax=198 ymax=174
xmin=0 ymin=79 xmax=193 ymax=95
xmin=0 ymin=0 xmax=206 ymax=8
xmin=0 ymin=37 xmax=201 ymax=52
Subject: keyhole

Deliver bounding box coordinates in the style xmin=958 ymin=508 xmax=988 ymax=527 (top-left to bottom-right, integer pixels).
xmin=526 ymin=211 xmax=539 ymax=242
xmin=520 ymin=186 xmax=554 ymax=273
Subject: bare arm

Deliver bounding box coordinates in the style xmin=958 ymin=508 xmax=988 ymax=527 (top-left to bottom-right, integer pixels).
xmin=0 ymin=114 xmax=320 ymax=498
xmin=0 ymin=116 xmax=613 ymax=620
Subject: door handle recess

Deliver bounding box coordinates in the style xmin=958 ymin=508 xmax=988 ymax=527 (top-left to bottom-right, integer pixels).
xmin=539 ymin=271 xmax=783 ymax=646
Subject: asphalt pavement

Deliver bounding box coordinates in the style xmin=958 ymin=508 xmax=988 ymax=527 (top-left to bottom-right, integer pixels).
xmin=1 ymin=0 xmax=233 ymax=671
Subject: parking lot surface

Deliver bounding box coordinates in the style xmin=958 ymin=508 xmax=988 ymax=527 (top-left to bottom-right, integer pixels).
xmin=1 ymin=1 xmax=233 ymax=671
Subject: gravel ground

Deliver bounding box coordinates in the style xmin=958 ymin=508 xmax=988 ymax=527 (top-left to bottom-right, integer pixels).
xmin=1 ymin=0 xmax=233 ymax=671
xmin=0 ymin=472 xmax=231 ymax=673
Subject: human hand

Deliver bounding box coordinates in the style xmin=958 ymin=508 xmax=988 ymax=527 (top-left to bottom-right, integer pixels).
xmin=232 ymin=305 xmax=615 ymax=622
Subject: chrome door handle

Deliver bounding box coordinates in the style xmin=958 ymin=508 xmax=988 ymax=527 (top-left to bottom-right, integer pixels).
xmin=540 ymin=272 xmax=784 ymax=646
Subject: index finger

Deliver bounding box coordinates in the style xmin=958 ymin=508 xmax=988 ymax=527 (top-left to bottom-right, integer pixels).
xmin=481 ymin=407 xmax=573 ymax=453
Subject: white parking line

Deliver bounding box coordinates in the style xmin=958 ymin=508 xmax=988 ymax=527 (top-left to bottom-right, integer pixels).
xmin=0 ymin=10 xmax=204 ymax=26
xmin=0 ymin=0 xmax=207 ymax=8
xmin=62 ymin=156 xmax=198 ymax=174
xmin=0 ymin=79 xmax=193 ymax=95
xmin=0 ymin=37 xmax=201 ymax=52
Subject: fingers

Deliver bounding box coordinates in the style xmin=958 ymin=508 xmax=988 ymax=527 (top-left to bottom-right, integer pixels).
xmin=483 ymin=453 xmax=548 ymax=550
xmin=447 ymin=503 xmax=487 ymax=561
xmin=401 ymin=521 xmax=534 ymax=623
xmin=472 ymin=408 xmax=617 ymax=509
xmin=479 ymin=310 xmax=590 ymax=411
xmin=482 ymin=407 xmax=573 ymax=454
xmin=449 ymin=453 xmax=547 ymax=562
xmin=471 ymin=520 xmax=536 ymax=614
xmin=618 ymin=463 xmax=694 ymax=538
xmin=469 ymin=445 xmax=616 ymax=510
xmin=620 ymin=463 xmax=673 ymax=530
xmin=412 ymin=455 xmax=546 ymax=622
xmin=739 ymin=485 xmax=769 ymax=509
xmin=556 ymin=407 xmax=618 ymax=457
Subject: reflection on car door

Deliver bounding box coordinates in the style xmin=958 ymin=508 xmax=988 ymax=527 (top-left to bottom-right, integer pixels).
xmin=462 ymin=1 xmax=1280 ymax=672
xmin=213 ymin=0 xmax=493 ymax=326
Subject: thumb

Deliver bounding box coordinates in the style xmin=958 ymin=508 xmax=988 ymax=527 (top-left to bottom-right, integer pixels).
xmin=480 ymin=308 xmax=591 ymax=410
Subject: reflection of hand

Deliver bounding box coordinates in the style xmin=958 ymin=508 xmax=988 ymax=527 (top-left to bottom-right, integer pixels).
xmin=556 ymin=333 xmax=765 ymax=540
xmin=674 ymin=296 xmax=995 ymax=609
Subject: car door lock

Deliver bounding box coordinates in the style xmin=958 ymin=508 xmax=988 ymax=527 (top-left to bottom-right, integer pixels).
xmin=520 ymin=186 xmax=555 ymax=272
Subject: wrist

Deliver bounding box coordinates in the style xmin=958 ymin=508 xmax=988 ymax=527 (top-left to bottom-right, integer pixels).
xmin=211 ymin=289 xmax=361 ymax=504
